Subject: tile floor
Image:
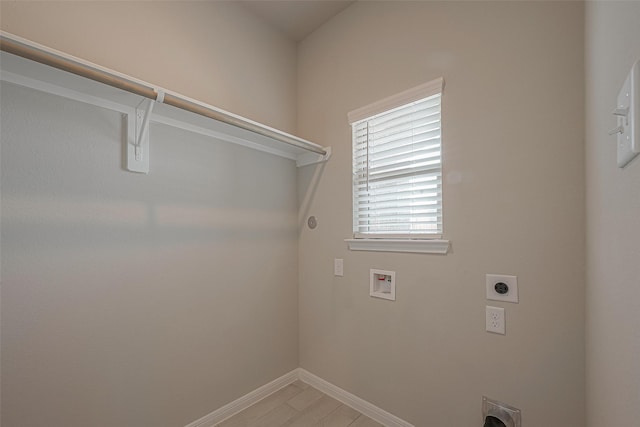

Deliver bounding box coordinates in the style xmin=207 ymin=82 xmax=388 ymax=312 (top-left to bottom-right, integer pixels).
xmin=215 ymin=380 xmax=384 ymax=427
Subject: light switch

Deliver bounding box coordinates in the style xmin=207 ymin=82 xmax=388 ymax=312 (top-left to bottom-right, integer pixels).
xmin=611 ymin=58 xmax=640 ymax=168
xmin=334 ymin=258 xmax=343 ymax=277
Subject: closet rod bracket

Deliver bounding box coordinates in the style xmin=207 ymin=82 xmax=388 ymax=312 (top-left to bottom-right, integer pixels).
xmin=127 ymin=90 xmax=165 ymax=174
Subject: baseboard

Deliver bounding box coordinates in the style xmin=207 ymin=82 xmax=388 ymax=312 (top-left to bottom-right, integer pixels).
xmin=297 ymin=369 xmax=414 ymax=427
xmin=184 ymin=369 xmax=299 ymax=427
xmin=184 ymin=368 xmax=414 ymax=427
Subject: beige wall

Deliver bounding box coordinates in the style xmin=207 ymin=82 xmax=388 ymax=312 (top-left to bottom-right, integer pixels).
xmin=0 ymin=0 xmax=298 ymax=133
xmin=4 ymin=1 xmax=617 ymax=426
xmin=1 ymin=2 xmax=299 ymax=427
xmin=585 ymin=2 xmax=640 ymax=426
xmin=297 ymin=2 xmax=585 ymax=425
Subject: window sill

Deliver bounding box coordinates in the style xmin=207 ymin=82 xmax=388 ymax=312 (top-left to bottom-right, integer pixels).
xmin=345 ymin=238 xmax=450 ymax=254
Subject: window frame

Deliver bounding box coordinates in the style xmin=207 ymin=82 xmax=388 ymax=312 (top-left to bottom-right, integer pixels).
xmin=345 ymin=78 xmax=450 ymax=254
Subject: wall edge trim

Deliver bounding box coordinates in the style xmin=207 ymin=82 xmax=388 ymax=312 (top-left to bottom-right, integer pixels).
xmin=183 ymin=369 xmax=299 ymax=427
xmin=297 ymin=369 xmax=415 ymax=427
xmin=184 ymin=368 xmax=414 ymax=427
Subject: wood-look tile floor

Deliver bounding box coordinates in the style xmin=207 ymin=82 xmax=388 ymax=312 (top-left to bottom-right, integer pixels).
xmin=216 ymin=380 xmax=384 ymax=427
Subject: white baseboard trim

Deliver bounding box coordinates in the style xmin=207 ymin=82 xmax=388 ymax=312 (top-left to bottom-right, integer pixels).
xmin=184 ymin=369 xmax=299 ymax=427
xmin=184 ymin=368 xmax=414 ymax=427
xmin=297 ymin=369 xmax=414 ymax=427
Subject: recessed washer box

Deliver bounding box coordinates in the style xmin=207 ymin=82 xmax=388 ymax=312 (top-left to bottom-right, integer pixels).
xmin=370 ymin=269 xmax=396 ymax=301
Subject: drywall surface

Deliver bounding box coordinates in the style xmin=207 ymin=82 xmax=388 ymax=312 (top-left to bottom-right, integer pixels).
xmin=0 ymin=2 xmax=300 ymax=425
xmin=0 ymin=82 xmax=299 ymax=427
xmin=297 ymin=2 xmax=585 ymax=426
xmin=585 ymin=2 xmax=640 ymax=426
xmin=0 ymin=0 xmax=297 ymax=133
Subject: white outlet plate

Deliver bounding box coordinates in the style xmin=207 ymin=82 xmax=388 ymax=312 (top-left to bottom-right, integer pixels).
xmin=486 ymin=306 xmax=505 ymax=335
xmin=486 ymin=274 xmax=518 ymax=303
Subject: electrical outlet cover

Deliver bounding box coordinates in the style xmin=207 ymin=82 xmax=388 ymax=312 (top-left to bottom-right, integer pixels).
xmin=486 ymin=274 xmax=518 ymax=303
xmin=486 ymin=306 xmax=505 ymax=335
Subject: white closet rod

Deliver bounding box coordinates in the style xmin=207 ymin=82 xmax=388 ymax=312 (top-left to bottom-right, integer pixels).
xmin=0 ymin=32 xmax=327 ymax=157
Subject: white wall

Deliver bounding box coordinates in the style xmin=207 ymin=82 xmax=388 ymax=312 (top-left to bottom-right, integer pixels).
xmin=297 ymin=2 xmax=585 ymax=426
xmin=1 ymin=2 xmax=299 ymax=426
xmin=585 ymin=2 xmax=640 ymax=426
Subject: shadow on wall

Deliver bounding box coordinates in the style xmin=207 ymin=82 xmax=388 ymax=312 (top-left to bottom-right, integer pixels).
xmin=297 ymin=160 xmax=328 ymax=235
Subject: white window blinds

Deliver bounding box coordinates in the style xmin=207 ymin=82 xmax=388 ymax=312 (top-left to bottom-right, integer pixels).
xmin=350 ymin=79 xmax=443 ymax=238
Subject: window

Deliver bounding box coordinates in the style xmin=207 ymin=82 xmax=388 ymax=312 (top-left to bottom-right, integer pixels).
xmin=349 ymin=77 xmax=444 ymax=234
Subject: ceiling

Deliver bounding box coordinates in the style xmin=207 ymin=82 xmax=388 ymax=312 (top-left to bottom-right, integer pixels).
xmin=240 ymin=1 xmax=355 ymax=42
